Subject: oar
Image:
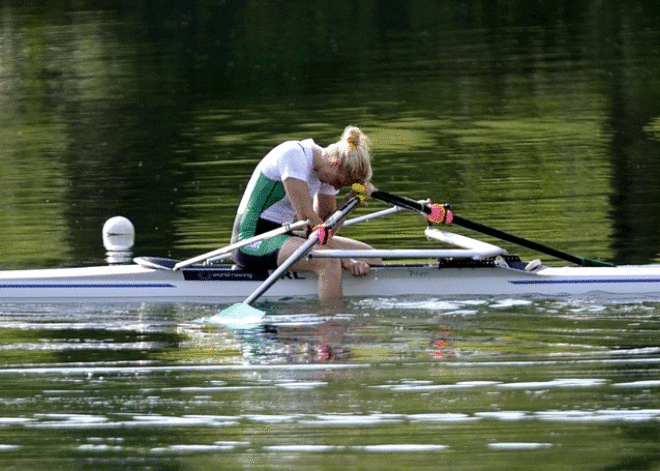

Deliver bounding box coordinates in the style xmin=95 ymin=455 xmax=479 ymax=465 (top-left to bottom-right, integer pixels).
xmin=368 ymin=188 xmax=614 ymax=267
xmin=173 ymin=219 xmax=309 ymax=271
xmin=343 ymin=199 xmax=428 ymax=227
xmin=207 ymin=196 xmax=362 ymax=325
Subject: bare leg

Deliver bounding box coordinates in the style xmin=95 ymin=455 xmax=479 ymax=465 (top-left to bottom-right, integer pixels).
xmin=278 ymin=237 xmax=343 ymax=299
xmin=277 ymin=236 xmax=381 ymax=300
xmin=326 ymin=236 xmax=383 ymax=266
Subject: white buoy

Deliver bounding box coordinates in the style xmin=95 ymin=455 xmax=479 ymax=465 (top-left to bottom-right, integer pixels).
xmin=103 ymin=216 xmax=135 ymax=264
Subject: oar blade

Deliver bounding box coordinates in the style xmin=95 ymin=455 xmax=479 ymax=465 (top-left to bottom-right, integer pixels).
xmin=206 ymin=303 xmax=266 ymax=329
xmin=580 ymin=258 xmax=616 ymax=268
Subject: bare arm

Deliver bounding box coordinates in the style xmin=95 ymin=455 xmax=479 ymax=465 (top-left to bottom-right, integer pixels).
xmin=283 ymin=178 xmax=324 ymax=227
xmin=314 ymin=193 xmax=336 ymax=221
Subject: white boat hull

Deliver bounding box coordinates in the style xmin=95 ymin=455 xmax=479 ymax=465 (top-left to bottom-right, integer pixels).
xmin=2 ymin=257 xmax=660 ymax=303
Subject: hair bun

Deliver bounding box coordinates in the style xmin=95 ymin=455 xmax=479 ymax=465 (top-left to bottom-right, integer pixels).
xmin=330 ymin=125 xmax=372 ymax=183
xmin=342 ymin=126 xmax=362 ymax=148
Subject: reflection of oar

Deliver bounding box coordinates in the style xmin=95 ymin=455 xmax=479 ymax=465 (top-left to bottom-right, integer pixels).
xmin=173 ymin=220 xmax=309 ymax=271
xmin=207 ymin=196 xmax=362 ymax=325
xmin=369 ymin=189 xmax=614 ymax=267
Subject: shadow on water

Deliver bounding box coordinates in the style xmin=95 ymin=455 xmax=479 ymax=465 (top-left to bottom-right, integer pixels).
xmin=601 ymin=423 xmax=660 ymax=471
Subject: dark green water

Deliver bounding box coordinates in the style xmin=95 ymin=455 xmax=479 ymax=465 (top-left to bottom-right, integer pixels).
xmin=0 ymin=298 xmax=659 ymax=470
xmin=1 ymin=1 xmax=660 ymax=469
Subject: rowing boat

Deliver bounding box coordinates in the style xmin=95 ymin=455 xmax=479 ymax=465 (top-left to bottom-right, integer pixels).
xmin=2 ymin=228 xmax=660 ymax=303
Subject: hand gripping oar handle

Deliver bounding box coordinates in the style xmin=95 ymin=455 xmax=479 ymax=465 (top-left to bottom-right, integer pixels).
xmin=370 ymin=190 xmax=614 ymax=267
xmin=241 ymin=196 xmax=362 ymax=306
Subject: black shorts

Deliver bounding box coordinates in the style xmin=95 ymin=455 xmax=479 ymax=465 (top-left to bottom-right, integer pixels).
xmin=236 ymin=218 xmax=294 ymax=270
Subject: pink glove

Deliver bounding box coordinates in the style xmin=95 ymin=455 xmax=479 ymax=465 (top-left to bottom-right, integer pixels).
xmin=311 ymin=224 xmax=333 ymax=245
xmin=427 ymin=204 xmax=453 ymax=225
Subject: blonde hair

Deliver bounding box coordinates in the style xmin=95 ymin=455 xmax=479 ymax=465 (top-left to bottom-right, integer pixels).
xmin=327 ymin=125 xmax=373 ymax=183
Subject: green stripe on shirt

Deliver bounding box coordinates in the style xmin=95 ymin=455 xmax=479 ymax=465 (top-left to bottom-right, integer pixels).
xmin=237 ymin=173 xmax=288 ymax=252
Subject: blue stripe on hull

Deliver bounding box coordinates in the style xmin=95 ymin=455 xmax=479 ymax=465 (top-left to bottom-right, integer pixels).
xmin=510 ymin=279 xmax=660 ymax=285
xmin=0 ymin=284 xmax=175 ymax=289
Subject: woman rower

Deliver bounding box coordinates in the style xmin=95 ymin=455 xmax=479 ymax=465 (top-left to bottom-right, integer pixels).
xmin=230 ymin=125 xmax=380 ymax=299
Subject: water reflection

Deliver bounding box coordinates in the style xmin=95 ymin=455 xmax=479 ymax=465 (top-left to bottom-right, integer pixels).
xmin=0 ymin=297 xmax=659 ymax=469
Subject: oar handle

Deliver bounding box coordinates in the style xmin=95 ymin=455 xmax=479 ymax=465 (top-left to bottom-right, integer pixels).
xmin=370 ymin=190 xmax=614 ymax=267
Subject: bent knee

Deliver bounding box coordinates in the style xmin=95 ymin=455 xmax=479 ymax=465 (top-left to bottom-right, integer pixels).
xmin=297 ymin=256 xmax=341 ymax=278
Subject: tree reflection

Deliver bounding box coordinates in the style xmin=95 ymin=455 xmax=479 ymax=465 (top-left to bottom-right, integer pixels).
xmin=1 ymin=0 xmax=660 ymax=267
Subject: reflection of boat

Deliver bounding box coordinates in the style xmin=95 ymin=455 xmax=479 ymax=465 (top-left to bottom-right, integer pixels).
xmin=2 ymin=228 xmax=660 ymax=303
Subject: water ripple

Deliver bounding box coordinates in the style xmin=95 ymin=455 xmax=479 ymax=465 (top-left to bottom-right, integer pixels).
xmin=13 ymin=409 xmax=660 ymax=431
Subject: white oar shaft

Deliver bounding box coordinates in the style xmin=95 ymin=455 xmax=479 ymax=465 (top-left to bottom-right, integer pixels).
xmin=344 ymin=206 xmax=402 ymax=226
xmin=173 ymin=220 xmax=309 ymax=271
xmin=243 ymin=235 xmax=317 ymax=305
xmin=308 ymin=248 xmax=505 ymax=259
xmin=343 ymin=199 xmax=429 ymax=227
